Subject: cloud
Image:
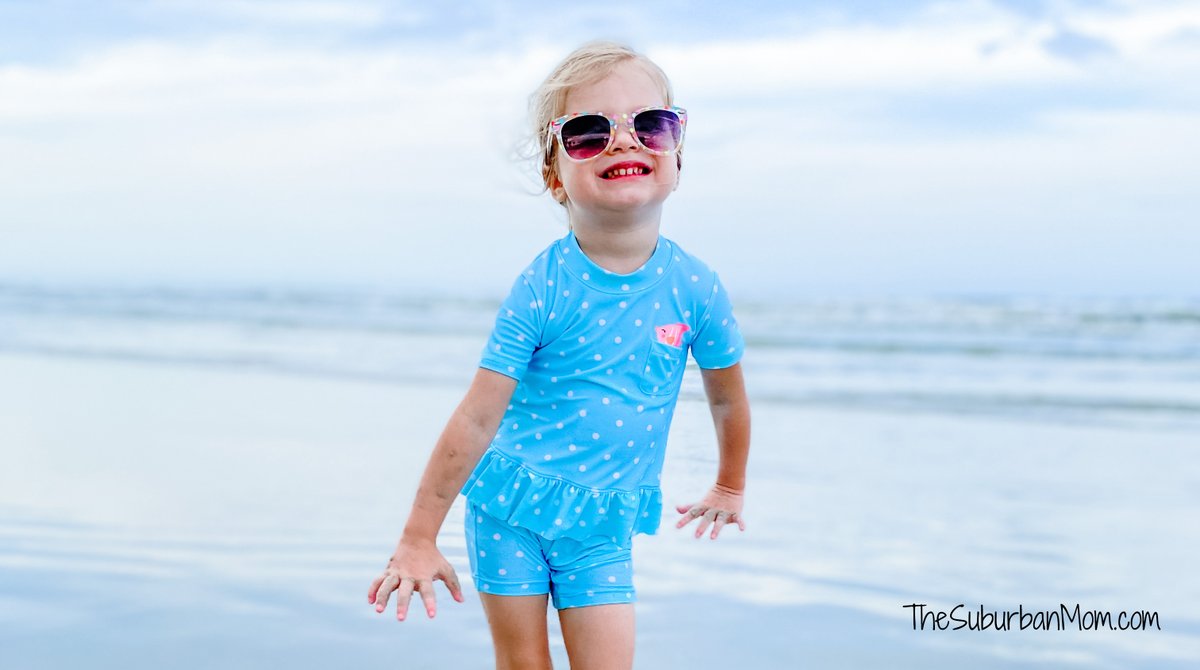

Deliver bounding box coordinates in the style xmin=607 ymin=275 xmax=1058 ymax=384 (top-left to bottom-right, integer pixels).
xmin=0 ymin=0 xmax=1197 ymax=295
xmin=4 ymin=1 xmax=1195 ymax=124
xmin=658 ymin=1 xmax=1200 ymax=96
xmin=144 ymin=0 xmax=396 ymax=27
xmin=990 ymin=0 xmax=1050 ymax=19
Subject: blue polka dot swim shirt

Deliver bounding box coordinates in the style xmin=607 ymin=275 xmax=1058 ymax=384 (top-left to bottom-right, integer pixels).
xmin=459 ymin=229 xmax=745 ymax=548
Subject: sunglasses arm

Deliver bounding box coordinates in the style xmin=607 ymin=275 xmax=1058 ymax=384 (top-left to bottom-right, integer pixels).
xmin=543 ymin=126 xmax=557 ymax=166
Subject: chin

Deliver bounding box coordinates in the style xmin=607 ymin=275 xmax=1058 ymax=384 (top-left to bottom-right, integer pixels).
xmin=597 ymin=195 xmax=668 ymax=213
xmin=596 ymin=184 xmax=673 ymax=208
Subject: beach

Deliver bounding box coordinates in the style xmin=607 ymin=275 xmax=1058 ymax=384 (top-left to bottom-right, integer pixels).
xmin=1 ymin=288 xmax=1198 ymax=668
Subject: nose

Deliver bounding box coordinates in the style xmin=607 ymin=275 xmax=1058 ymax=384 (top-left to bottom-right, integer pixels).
xmin=608 ymin=122 xmax=639 ymax=153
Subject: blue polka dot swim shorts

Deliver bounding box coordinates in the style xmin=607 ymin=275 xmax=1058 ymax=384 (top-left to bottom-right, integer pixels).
xmin=464 ymin=500 xmax=636 ymax=610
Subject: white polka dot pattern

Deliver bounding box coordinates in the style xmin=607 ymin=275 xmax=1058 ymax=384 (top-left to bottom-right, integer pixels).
xmin=465 ymin=229 xmax=743 ymax=543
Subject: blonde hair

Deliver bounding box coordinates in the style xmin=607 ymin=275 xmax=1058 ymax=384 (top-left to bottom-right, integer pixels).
xmin=527 ymin=41 xmax=680 ymax=219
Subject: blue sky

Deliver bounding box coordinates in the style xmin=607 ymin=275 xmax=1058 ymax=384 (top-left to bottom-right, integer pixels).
xmin=1 ymin=0 xmax=1197 ymax=299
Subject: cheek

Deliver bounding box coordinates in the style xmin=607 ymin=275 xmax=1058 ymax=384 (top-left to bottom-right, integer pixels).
xmin=657 ymin=159 xmax=680 ymax=184
xmin=556 ymin=162 xmax=592 ymax=195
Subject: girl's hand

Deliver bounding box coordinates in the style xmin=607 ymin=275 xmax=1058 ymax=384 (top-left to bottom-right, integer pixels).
xmin=674 ymin=483 xmax=746 ymax=540
xmin=368 ymin=537 xmax=465 ymax=621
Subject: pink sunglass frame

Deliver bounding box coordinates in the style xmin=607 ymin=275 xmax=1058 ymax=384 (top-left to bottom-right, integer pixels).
xmin=545 ymin=105 xmax=688 ymax=163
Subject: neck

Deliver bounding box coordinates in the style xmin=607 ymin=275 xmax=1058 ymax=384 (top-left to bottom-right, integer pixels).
xmin=567 ymin=208 xmax=662 ymax=275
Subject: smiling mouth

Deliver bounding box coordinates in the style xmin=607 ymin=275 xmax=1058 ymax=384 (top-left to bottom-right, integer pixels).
xmin=601 ymin=166 xmax=652 ymax=179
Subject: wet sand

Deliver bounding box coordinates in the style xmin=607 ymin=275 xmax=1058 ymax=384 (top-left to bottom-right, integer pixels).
xmin=1 ymin=353 xmax=1196 ymax=668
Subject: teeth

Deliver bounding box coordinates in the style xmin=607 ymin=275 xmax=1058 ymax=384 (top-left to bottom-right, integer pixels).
xmin=605 ymin=166 xmax=648 ymax=178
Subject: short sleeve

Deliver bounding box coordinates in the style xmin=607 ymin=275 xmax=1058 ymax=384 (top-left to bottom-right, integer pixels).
xmin=689 ymin=272 xmax=745 ymax=370
xmin=479 ymin=272 xmax=544 ymax=381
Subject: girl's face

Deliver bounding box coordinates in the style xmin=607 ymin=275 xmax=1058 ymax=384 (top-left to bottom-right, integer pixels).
xmin=551 ymin=60 xmax=679 ymax=219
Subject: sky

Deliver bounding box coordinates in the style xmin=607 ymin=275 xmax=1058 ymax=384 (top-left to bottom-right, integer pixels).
xmin=0 ymin=0 xmax=1197 ymax=300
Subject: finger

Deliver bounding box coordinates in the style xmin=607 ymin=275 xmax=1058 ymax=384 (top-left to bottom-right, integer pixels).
xmin=395 ymin=578 xmax=417 ymax=621
xmin=736 ymin=514 xmax=746 ymax=531
xmin=373 ymin=574 xmax=397 ymax=613
xmin=710 ymin=513 xmax=728 ymax=539
xmin=417 ymin=579 xmax=438 ymax=619
xmin=369 ymin=575 xmax=384 ymax=604
xmin=676 ymin=505 xmax=704 ymax=529
xmin=674 ymin=502 xmax=695 ymax=515
xmin=439 ymin=564 xmax=466 ymax=603
xmin=695 ymin=508 xmax=718 ymax=538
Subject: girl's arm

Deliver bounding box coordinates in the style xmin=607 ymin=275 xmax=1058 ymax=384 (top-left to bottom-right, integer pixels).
xmin=369 ymin=367 xmax=517 ymax=620
xmin=701 ymin=361 xmax=750 ymax=492
xmin=674 ymin=362 xmax=751 ymax=539
xmin=402 ymin=367 xmax=518 ymax=541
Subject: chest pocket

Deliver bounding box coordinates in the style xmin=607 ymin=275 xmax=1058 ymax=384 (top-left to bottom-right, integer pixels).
xmin=637 ymin=340 xmax=686 ymax=396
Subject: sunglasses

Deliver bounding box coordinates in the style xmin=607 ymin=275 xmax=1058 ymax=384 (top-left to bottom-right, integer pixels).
xmin=547 ymin=105 xmax=687 ymax=162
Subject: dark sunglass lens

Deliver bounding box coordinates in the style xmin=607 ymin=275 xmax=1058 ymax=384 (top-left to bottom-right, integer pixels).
xmin=633 ymin=110 xmax=681 ymax=152
xmin=560 ymin=115 xmax=611 ymax=160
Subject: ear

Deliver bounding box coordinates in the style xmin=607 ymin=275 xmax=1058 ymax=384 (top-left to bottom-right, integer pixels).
xmin=546 ymin=164 xmax=567 ymax=204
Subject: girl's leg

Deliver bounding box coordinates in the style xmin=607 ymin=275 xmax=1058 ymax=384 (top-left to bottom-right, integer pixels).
xmin=557 ymin=603 xmax=635 ymax=670
xmin=479 ymin=592 xmax=554 ymax=670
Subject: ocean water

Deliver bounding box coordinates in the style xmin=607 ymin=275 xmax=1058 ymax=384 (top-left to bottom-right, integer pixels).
xmin=1 ymin=281 xmax=1198 ymax=669
xmin=3 ymin=283 xmax=1198 ymax=427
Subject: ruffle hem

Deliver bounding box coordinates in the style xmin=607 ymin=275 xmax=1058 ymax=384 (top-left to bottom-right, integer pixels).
xmin=461 ymin=448 xmax=662 ymax=548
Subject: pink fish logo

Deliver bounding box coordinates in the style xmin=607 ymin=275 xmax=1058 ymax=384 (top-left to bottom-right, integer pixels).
xmin=655 ymin=322 xmax=690 ymax=347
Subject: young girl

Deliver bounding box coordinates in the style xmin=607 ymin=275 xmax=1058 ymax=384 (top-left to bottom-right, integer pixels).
xmin=368 ymin=41 xmax=751 ymax=670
